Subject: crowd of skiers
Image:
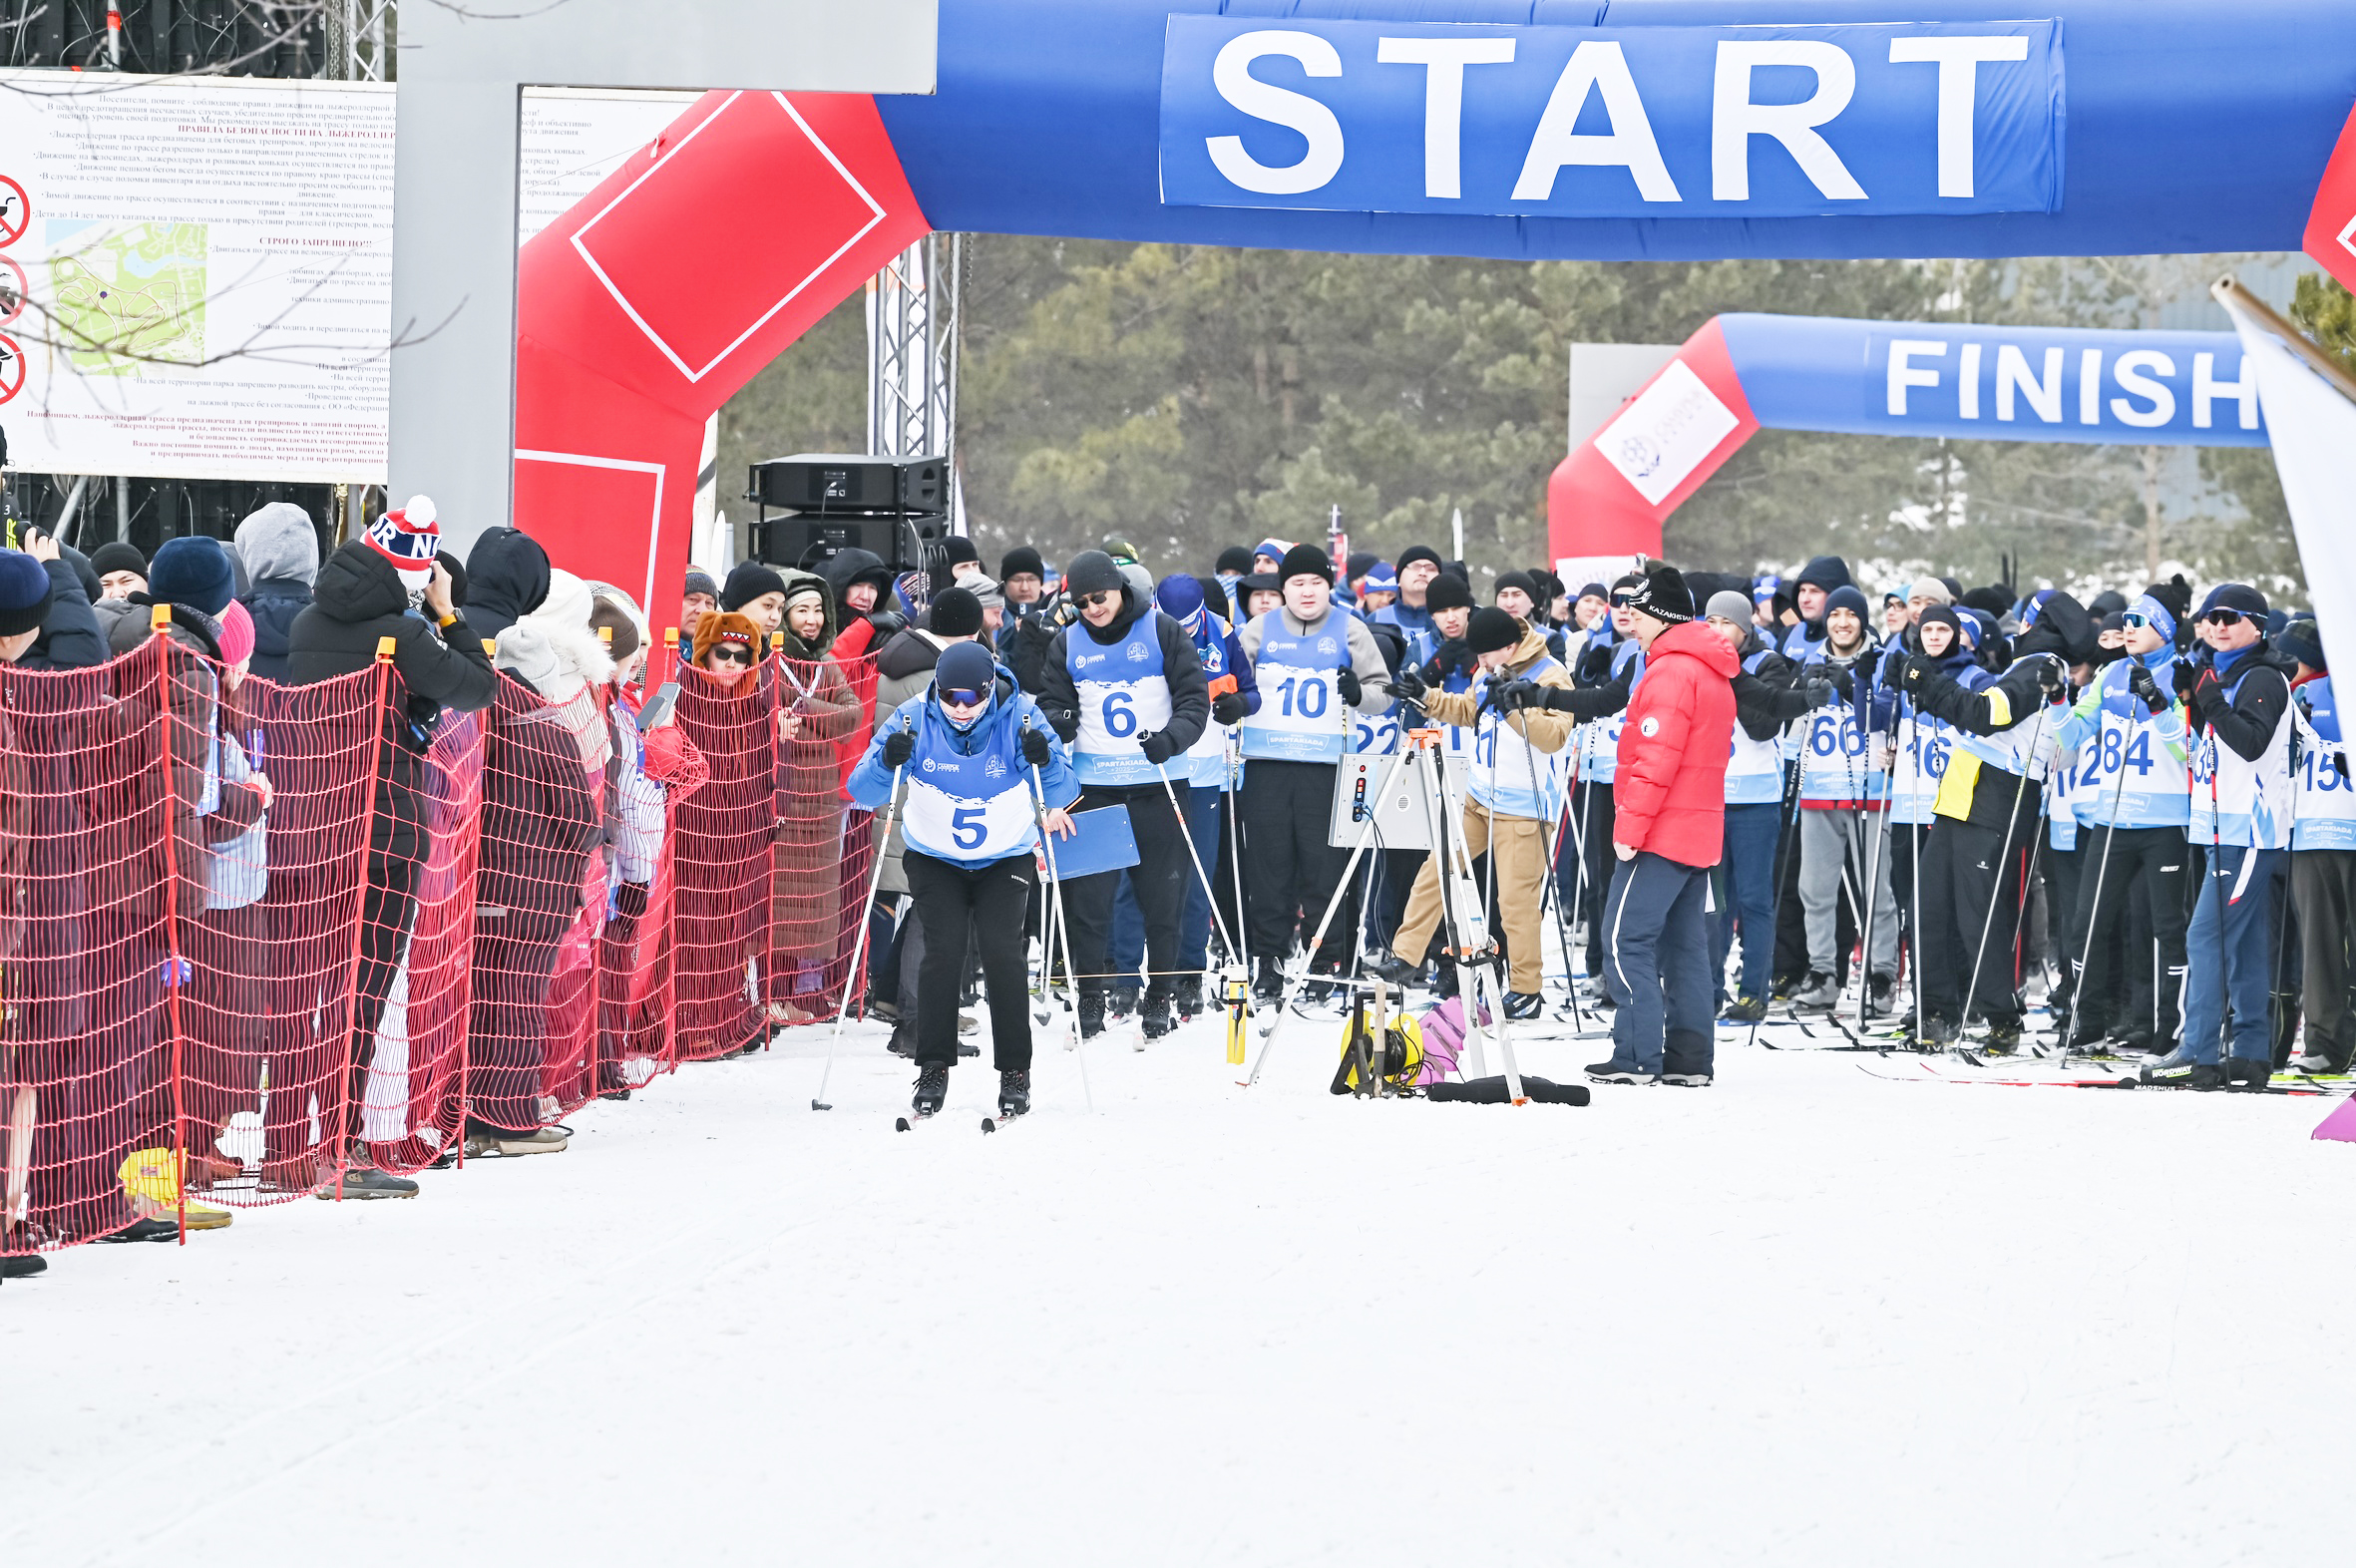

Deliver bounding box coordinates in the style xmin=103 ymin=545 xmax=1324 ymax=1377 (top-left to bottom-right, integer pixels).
xmin=0 ymin=500 xmax=2340 ymax=1276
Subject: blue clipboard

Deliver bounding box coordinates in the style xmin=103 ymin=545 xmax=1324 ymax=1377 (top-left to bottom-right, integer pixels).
xmin=1043 ymin=805 xmax=1141 ymax=880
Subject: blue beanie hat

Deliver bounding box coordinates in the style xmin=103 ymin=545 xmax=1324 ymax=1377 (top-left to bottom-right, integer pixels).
xmin=148 ymin=536 xmax=235 ymax=617
xmin=934 ymin=639 xmax=997 ymax=701
xmin=1155 ymin=573 xmax=1207 ymax=636
xmin=1822 ymin=585 xmax=1870 ymax=625
xmin=0 ymin=549 xmax=54 ymax=637
xmin=2130 ymin=592 xmax=2177 ymax=640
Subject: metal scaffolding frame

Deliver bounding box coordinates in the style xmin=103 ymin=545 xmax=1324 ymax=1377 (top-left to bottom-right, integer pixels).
xmin=865 ymin=233 xmax=962 ymax=473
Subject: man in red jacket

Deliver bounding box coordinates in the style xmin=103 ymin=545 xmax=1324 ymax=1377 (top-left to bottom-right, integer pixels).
xmin=1589 ymin=567 xmax=1740 ymax=1086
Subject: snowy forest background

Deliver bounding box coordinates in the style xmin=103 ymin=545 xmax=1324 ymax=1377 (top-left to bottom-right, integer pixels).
xmin=721 ymin=244 xmax=2356 ymax=601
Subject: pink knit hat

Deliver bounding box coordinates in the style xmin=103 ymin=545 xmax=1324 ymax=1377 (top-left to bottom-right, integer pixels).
xmin=216 ymin=598 xmax=255 ymax=667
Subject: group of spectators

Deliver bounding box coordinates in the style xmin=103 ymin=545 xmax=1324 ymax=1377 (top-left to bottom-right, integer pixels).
xmin=0 ymin=500 xmax=2339 ymax=1275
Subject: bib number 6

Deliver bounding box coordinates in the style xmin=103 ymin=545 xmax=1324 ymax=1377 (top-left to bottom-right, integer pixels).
xmin=1101 ymin=689 xmax=1136 ymax=738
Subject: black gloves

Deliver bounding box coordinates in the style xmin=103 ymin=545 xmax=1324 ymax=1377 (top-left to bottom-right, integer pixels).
xmin=2127 ymin=660 xmax=2168 ymax=714
xmin=1575 ymin=641 xmax=1616 ymax=685
xmin=1820 ymin=662 xmax=1854 ymax=701
xmin=866 ymin=608 xmax=908 ymax=638
xmin=1487 ymin=677 xmax=1539 ymax=714
xmin=1020 ymin=727 xmax=1053 ymax=769
xmin=2188 ymin=666 xmax=2225 ymax=717
xmin=1138 ymin=729 xmax=1179 ymax=766
xmin=1211 ymin=690 xmax=1247 ymax=726
xmin=1043 ymin=706 xmax=1080 ymax=743
xmin=882 ymin=729 xmax=915 ymax=769
xmin=1430 ymin=637 xmax=1470 ymax=676
xmin=1801 ymin=678 xmax=1835 ymax=710
xmin=1390 ymin=664 xmax=1429 ymax=702
xmin=1335 ymin=667 xmax=1363 ymax=707
xmin=2172 ymin=658 xmax=2200 ymax=702
xmin=1894 ymin=653 xmax=1936 ymax=694
xmin=2031 ymin=655 xmax=2067 ymax=699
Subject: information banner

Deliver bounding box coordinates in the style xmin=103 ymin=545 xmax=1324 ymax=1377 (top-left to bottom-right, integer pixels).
xmin=0 ymin=71 xmax=395 ymax=483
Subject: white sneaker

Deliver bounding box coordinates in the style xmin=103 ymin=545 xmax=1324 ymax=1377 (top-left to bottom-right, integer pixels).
xmin=465 ymin=1127 xmax=570 ymax=1158
xmin=2291 ymin=1051 xmax=2341 ymax=1075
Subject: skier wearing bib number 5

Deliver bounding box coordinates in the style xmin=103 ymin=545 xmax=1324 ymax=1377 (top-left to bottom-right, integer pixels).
xmin=1035 ymin=551 xmax=1212 ymax=1041
xmin=852 ymin=641 xmax=1079 ymax=1120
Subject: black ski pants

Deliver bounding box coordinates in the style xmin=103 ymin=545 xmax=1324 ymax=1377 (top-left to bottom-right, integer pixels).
xmin=1572 ymin=779 xmax=1616 ymax=981
xmin=905 ymin=850 xmax=1038 ymax=1070
xmin=1062 ymin=781 xmax=1192 ymax=998
xmin=2294 ymin=850 xmax=2356 ymax=1070
xmin=1240 ymin=761 xmax=1356 ymax=971
xmin=2068 ymin=825 xmax=2188 ymax=1044
xmin=1918 ymin=818 xmax=2034 ymax=1025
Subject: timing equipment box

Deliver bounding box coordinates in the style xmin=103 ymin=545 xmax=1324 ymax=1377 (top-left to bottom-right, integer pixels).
xmin=747 ymin=453 xmax=946 ymax=514
xmin=1328 ymin=750 xmax=1468 ymax=852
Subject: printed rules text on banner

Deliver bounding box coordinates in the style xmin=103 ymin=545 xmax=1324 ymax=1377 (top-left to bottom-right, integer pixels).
xmin=1159 ymin=17 xmax=2063 ymax=221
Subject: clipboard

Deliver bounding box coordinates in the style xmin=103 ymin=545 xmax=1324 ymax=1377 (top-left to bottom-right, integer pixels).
xmin=1043 ymin=804 xmax=1141 ymax=879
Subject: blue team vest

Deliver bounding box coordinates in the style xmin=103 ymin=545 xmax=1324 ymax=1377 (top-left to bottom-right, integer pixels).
xmin=1185 ymin=615 xmax=1243 ymax=791
xmin=2294 ymin=673 xmax=2356 ymax=850
xmin=1067 ymin=614 xmax=1182 ymax=786
xmin=1725 ymin=647 xmax=1784 ymax=806
xmin=898 ymin=704 xmax=1043 ymax=866
xmin=1242 ymin=609 xmax=1349 ymax=762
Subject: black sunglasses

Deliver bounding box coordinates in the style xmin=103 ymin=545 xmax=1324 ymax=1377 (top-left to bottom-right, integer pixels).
xmin=2200 ymin=608 xmax=2246 ymax=627
xmin=1076 ymin=589 xmax=1117 ymax=609
xmin=707 ymin=645 xmax=753 ymax=665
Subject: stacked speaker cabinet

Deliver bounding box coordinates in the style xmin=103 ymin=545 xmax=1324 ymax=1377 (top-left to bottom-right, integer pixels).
xmin=746 ymin=453 xmax=951 ymax=578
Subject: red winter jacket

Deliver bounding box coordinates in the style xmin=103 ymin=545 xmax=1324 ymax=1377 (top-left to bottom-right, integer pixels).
xmin=1613 ymin=619 xmax=1740 ymax=869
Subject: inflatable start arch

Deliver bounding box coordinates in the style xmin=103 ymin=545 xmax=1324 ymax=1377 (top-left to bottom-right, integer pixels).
xmin=513 ymin=0 xmax=2356 ymax=609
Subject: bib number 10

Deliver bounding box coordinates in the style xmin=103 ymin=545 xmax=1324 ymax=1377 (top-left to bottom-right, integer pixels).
xmin=1275 ymin=674 xmax=1330 ymax=720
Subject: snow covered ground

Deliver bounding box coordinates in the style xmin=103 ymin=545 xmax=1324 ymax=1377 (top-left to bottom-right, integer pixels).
xmin=6 ymin=1007 xmax=2354 ymax=1566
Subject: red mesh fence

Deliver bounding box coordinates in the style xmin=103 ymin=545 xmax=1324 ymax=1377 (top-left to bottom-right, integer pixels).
xmin=670 ymin=649 xmax=879 ymax=1056
xmin=0 ymin=629 xmax=868 ymax=1260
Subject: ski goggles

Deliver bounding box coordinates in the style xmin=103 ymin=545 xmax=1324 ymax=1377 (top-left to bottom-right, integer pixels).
xmin=2199 ymin=608 xmax=2248 ymax=627
xmin=1609 ymin=588 xmax=1641 ymax=607
xmin=2122 ymin=610 xmax=2155 ymax=629
xmin=940 ymin=685 xmax=989 ymax=708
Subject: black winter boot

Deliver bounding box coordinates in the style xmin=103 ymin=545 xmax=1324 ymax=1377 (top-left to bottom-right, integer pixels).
xmin=1077 ymin=990 xmax=1106 ymax=1040
xmin=997 ymin=1068 xmax=1031 ymax=1117
xmin=911 ymin=1064 xmax=949 ymax=1117
xmin=1141 ymin=988 xmax=1175 ymax=1040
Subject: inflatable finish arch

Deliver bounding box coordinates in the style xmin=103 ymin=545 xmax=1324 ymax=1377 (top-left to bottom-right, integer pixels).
xmin=1548 ymin=313 xmax=2274 ymax=564
xmin=514 ymin=0 xmax=2356 ymax=611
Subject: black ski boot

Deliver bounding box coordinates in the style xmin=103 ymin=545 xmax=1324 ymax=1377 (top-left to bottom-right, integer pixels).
xmin=911 ymin=1064 xmax=949 ymax=1118
xmin=1983 ymin=1017 xmax=2023 ymax=1055
xmin=1720 ymin=994 xmax=1768 ymax=1025
xmin=2141 ymin=1047 xmax=2221 ymax=1089
xmin=1252 ymin=959 xmax=1285 ymax=1007
xmin=1920 ymin=1014 xmax=1959 ymax=1046
xmin=1170 ymin=977 xmax=1199 ymax=1022
xmin=1363 ymin=952 xmax=1426 ymax=989
xmin=1077 ymin=990 xmax=1106 ymax=1041
xmin=1502 ymin=990 xmax=1544 ymax=1021
xmin=1107 ymin=987 xmax=1138 ymax=1025
xmin=1865 ymin=974 xmax=1896 ymax=1019
xmin=1141 ymin=987 xmax=1175 ymax=1041
xmin=997 ymin=1068 xmax=1031 ymax=1118
xmin=2222 ymin=1056 xmax=2272 ymax=1091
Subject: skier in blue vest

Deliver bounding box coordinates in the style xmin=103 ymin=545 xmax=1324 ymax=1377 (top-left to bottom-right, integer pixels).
xmin=1035 ymin=551 xmax=1213 ymax=1041
xmin=2283 ymin=617 xmax=2354 ymax=1075
xmin=851 ymin=640 xmax=1079 ymax=1121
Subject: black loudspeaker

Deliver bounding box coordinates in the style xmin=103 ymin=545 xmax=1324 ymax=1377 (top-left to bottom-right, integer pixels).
xmin=756 ymin=511 xmax=949 ymax=576
xmin=747 ymin=453 xmax=945 ymax=515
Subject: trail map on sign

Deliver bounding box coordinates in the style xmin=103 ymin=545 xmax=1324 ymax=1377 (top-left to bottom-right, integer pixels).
xmin=47 ymin=220 xmax=206 ymax=373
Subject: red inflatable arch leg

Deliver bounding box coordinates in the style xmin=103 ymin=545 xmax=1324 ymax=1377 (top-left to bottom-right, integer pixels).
xmin=515 ymin=89 xmax=931 ymax=617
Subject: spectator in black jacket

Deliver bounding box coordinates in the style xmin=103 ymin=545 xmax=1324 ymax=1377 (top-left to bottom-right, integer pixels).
xmin=231 ymin=501 xmax=319 ymax=683
xmin=463 ymin=526 xmax=552 ymax=642
xmin=12 ymin=527 xmax=103 ymax=671
xmin=286 ymin=500 xmax=496 ymax=1198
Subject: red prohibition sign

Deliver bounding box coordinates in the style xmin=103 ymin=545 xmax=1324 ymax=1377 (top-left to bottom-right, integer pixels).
xmin=0 ymin=178 xmax=25 ymax=248
xmin=0 ymin=333 xmax=23 ymax=404
xmin=0 ymin=255 xmax=24 ymax=325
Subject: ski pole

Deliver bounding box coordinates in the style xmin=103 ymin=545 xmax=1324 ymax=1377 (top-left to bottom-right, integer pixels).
xmin=812 ymin=757 xmax=905 ymax=1111
xmin=1027 ymin=735 xmax=1094 ymax=1112
xmin=1509 ymin=687 xmax=1589 ymax=1030
xmin=1957 ymin=682 xmax=2055 ymax=1044
xmin=1243 ymin=720 xmax=1420 ymax=1086
xmin=2064 ymin=692 xmax=2136 ymax=1057
xmin=1159 ymin=769 xmax=1239 ymax=970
